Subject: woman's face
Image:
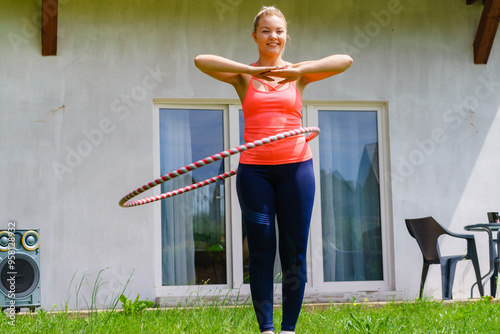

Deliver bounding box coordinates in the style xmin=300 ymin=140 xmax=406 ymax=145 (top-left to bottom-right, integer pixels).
xmin=253 ymin=15 xmax=287 ymax=56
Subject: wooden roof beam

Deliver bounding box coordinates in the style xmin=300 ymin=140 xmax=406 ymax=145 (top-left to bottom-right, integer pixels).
xmin=41 ymin=0 xmax=58 ymax=56
xmin=473 ymin=0 xmax=500 ymax=64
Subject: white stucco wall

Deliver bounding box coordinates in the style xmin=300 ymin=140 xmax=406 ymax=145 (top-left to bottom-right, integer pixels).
xmin=1 ymin=0 xmax=499 ymax=309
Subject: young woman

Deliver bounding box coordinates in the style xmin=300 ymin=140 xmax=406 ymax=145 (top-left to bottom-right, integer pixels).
xmin=195 ymin=6 xmax=352 ymax=334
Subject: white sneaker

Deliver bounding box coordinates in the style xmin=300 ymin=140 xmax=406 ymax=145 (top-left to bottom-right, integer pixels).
xmin=261 ymin=332 xmax=274 ymax=334
xmin=279 ymin=332 xmax=295 ymax=334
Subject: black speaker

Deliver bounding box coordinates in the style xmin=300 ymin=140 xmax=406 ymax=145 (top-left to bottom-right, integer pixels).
xmin=0 ymin=223 xmax=41 ymax=311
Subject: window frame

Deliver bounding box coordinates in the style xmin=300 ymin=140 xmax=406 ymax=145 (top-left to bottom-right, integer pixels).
xmin=153 ymin=100 xmax=238 ymax=298
xmin=304 ymin=101 xmax=395 ymax=293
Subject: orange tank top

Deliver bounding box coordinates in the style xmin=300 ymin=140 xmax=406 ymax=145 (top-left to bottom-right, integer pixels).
xmin=239 ymin=76 xmax=313 ymax=165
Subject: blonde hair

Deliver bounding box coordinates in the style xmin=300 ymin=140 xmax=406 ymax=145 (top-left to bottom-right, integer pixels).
xmin=253 ymin=6 xmax=287 ymax=33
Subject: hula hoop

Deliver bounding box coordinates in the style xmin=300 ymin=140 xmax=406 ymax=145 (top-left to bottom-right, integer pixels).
xmin=119 ymin=126 xmax=320 ymax=208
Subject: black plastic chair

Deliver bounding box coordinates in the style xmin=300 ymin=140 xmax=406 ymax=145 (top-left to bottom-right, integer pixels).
xmin=405 ymin=216 xmax=484 ymax=300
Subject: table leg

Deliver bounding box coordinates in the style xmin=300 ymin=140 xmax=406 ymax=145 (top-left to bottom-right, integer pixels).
xmin=470 ymin=228 xmax=494 ymax=297
xmin=492 ymin=230 xmax=500 ymax=297
xmin=492 ymin=264 xmax=498 ymax=297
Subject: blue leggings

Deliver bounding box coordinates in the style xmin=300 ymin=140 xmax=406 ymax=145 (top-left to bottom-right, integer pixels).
xmin=236 ymin=159 xmax=315 ymax=332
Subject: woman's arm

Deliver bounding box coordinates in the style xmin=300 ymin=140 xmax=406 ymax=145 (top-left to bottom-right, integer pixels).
xmin=195 ymin=55 xmax=249 ymax=85
xmin=272 ymin=54 xmax=353 ymax=86
xmin=194 ymin=54 xmax=276 ymax=85
xmin=194 ymin=54 xmax=279 ymax=100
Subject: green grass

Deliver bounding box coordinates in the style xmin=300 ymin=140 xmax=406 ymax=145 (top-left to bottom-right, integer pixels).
xmin=2 ymin=297 xmax=500 ymax=333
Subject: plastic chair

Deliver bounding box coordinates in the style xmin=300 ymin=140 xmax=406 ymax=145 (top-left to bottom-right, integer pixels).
xmin=405 ymin=216 xmax=484 ymax=300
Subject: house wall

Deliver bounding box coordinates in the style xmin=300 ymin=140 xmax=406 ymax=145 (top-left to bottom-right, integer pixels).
xmin=0 ymin=0 xmax=499 ymax=309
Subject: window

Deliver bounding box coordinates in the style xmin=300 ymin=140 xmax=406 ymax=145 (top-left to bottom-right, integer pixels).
xmin=159 ymin=107 xmax=226 ymax=286
xmin=154 ymin=101 xmax=393 ymax=296
xmin=318 ymin=110 xmax=383 ymax=282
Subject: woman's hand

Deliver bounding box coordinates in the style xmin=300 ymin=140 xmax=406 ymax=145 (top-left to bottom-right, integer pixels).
xmin=248 ymin=66 xmax=279 ymax=82
xmin=250 ymin=65 xmax=302 ymax=84
xmin=266 ymin=65 xmax=301 ymax=84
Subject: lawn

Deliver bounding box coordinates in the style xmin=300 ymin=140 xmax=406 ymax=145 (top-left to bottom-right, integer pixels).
xmin=2 ymin=297 xmax=499 ymax=333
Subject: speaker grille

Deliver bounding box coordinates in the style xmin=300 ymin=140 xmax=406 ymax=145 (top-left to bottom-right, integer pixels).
xmin=0 ymin=253 xmax=40 ymax=298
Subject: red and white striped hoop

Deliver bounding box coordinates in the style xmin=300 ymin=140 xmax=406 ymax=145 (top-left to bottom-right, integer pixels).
xmin=119 ymin=127 xmax=320 ymax=208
